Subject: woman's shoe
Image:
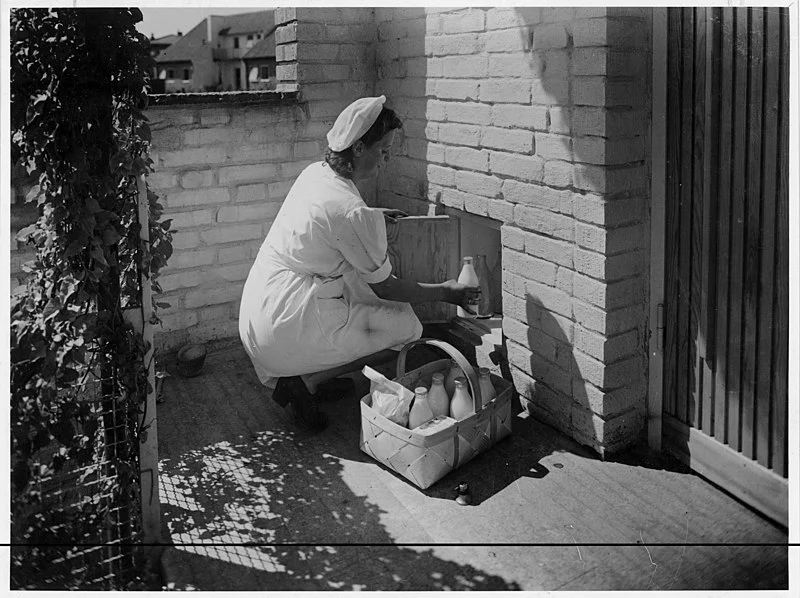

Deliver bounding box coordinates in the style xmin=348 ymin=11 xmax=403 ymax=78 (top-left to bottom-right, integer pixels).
xmin=273 ymin=376 xmax=329 ymax=432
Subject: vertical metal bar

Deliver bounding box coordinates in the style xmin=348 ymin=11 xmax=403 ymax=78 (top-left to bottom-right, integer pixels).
xmin=648 ymin=7 xmax=669 ymax=451
xmin=136 ymin=174 xmax=161 ymax=544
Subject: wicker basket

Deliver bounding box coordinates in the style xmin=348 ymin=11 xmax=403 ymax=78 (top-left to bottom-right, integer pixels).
xmin=359 ymin=338 xmax=513 ymax=489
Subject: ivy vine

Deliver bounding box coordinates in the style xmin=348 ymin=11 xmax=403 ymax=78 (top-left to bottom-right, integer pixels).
xmin=10 ymin=8 xmax=172 ymax=589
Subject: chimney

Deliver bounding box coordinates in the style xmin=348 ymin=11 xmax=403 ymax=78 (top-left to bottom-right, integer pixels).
xmin=177 ymin=30 xmax=182 ymax=36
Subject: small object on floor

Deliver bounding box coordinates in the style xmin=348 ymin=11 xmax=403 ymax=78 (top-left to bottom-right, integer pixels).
xmin=176 ymin=343 xmax=206 ymax=378
xmin=155 ymin=370 xmax=170 ymax=403
xmin=454 ymin=482 xmax=471 ymax=506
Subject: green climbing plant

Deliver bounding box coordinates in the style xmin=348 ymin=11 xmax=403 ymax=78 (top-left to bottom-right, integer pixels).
xmin=10 ymin=8 xmax=172 ymax=588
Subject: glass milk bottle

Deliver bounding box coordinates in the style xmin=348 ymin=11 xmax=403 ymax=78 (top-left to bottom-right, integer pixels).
xmin=408 ymin=386 xmax=435 ymax=429
xmin=478 ymin=367 xmax=496 ymax=407
xmin=457 ymin=256 xmax=480 ymax=318
xmin=444 ymin=359 xmax=461 ymax=398
xmin=474 ymin=254 xmax=493 ymax=318
xmin=428 ymin=372 xmax=450 ymax=418
xmin=449 ymin=377 xmax=474 ymax=421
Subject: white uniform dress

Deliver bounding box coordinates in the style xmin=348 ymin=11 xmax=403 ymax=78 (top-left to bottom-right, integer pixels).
xmin=239 ymin=161 xmax=423 ymax=386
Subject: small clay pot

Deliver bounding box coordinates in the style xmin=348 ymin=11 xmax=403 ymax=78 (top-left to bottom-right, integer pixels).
xmin=176 ymin=343 xmax=206 ymax=378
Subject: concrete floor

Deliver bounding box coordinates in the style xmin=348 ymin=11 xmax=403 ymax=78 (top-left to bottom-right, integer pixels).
xmin=155 ymin=344 xmax=788 ymax=591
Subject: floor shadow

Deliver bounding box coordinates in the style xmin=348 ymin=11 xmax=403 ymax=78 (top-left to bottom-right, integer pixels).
xmin=157 ymin=348 xmax=523 ymax=591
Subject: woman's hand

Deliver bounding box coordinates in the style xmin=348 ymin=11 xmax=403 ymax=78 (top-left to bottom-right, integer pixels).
xmin=376 ymin=207 xmax=408 ymax=222
xmin=441 ymin=279 xmax=481 ymax=315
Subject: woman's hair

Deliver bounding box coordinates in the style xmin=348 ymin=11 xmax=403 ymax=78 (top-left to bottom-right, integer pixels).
xmin=324 ymin=106 xmax=403 ymax=179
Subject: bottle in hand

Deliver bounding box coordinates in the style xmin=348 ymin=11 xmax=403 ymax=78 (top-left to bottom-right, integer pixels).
xmin=457 ymin=256 xmax=480 ymax=318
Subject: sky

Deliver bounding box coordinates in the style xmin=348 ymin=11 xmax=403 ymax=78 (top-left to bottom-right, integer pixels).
xmin=136 ymin=7 xmax=269 ymax=40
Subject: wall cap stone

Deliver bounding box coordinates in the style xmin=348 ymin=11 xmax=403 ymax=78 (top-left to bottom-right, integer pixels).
xmin=149 ymin=90 xmax=300 ymax=108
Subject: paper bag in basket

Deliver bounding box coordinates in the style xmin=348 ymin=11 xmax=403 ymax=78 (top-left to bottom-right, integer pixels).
xmin=362 ymin=366 xmax=414 ymax=428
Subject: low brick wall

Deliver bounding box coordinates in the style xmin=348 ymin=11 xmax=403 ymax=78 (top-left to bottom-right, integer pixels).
xmin=146 ymin=96 xmax=318 ymax=352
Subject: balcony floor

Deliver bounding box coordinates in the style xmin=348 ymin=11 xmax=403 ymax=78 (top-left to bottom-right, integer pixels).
xmin=155 ymin=343 xmax=788 ymax=591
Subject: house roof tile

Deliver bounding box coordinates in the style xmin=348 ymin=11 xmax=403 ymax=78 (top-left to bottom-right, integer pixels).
xmin=243 ymin=29 xmax=277 ymax=59
xmin=215 ymin=11 xmax=274 ymax=36
xmin=155 ymin=20 xmax=208 ymax=64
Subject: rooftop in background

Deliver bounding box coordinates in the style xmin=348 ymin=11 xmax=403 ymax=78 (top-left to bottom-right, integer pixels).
xmin=216 ymin=10 xmax=274 ymax=36
xmin=155 ymin=10 xmax=275 ymax=64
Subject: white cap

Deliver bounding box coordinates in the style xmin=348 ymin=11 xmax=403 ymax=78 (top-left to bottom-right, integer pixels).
xmin=326 ymin=95 xmax=386 ymax=152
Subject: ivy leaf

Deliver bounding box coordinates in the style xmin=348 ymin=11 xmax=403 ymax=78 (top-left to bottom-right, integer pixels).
xmin=102 ymin=226 xmax=122 ymax=246
xmin=16 ymin=224 xmax=37 ymax=242
xmin=24 ymin=184 xmax=41 ymax=203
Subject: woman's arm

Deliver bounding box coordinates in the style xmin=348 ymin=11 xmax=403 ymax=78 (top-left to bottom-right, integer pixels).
xmin=369 ymin=276 xmax=480 ymax=312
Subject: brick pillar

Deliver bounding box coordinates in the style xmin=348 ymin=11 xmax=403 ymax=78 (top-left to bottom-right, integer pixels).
xmin=559 ymin=7 xmax=652 ymax=454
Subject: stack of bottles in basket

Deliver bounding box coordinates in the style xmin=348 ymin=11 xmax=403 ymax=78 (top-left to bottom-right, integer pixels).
xmin=407 ymin=361 xmax=497 ymax=431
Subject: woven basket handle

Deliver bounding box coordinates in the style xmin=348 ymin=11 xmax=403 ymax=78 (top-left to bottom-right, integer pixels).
xmin=396 ymin=338 xmax=482 ymax=412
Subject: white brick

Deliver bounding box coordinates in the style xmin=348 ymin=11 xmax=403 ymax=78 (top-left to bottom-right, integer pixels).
xmin=549 ymin=107 xmax=572 ymax=133
xmin=219 ymin=164 xmax=279 ymax=185
xmin=166 ymin=248 xmax=215 ymax=270
xmin=514 ymin=205 xmax=574 ymax=240
xmin=501 ymin=225 xmax=526 ymax=251
xmin=167 ymin=188 xmax=229 ymax=208
xmin=544 ymin=160 xmax=574 ymax=188
xmin=435 ymin=79 xmax=480 ymax=101
xmin=200 ymin=224 xmax=263 ymax=245
xmin=180 ymin=170 xmax=214 ymax=189
xmin=157 ymin=311 xmax=199 ymax=333
xmin=573 ymin=136 xmax=646 ymax=165
xmin=545 ymin=50 xmax=570 ymax=78
xmin=523 ymin=279 xmax=573 ymax=320
xmin=170 ymin=232 xmax=200 ymax=250
xmin=236 ymin=184 xmax=267 ymax=203
xmin=480 ymin=79 xmax=531 ymax=104
xmin=168 ymin=209 xmax=215 ymax=230
xmin=428 ymin=33 xmax=482 ymax=56
xmin=445 ymin=146 xmax=489 ymax=170
xmin=488 ymin=54 xmax=543 ymax=78
xmin=492 ymin=105 xmax=548 ymax=130
xmin=184 ymin=286 xmax=242 ymax=309
xmin=148 ymin=171 xmax=178 ymax=191
xmin=443 ymin=101 xmax=492 ymax=125
xmin=535 ymin=133 xmax=572 ymax=161
xmin=487 ymin=199 xmax=515 ymax=223
xmin=523 ymin=230 xmax=574 ymax=268
xmin=484 ymin=29 xmax=530 ymax=52
xmin=571 ymin=193 xmax=643 ymax=227
xmin=532 ymin=78 xmax=570 ymax=105
xmin=161 ymin=147 xmax=227 ymax=168
xmin=427 ymin=164 xmax=457 ymax=187
xmin=543 ymin=7 xmax=574 ymax=22
xmin=572 ymin=164 xmax=648 ymax=194
xmin=489 ymin=151 xmax=545 ymax=182
xmin=481 ymin=127 xmax=534 ymax=153
xmin=502 ymin=180 xmax=570 ymax=214
xmin=463 ymin=192 xmax=489 ymax=216
xmin=159 ymin=270 xmax=202 ymax=293
xmin=218 ymin=203 xmax=281 ymax=223
xmin=268 ymin=180 xmax=294 ymax=200
xmin=183 ymin=127 xmax=236 ymax=146
xmin=218 ymin=244 xmax=257 ymax=264
xmin=456 ymin=171 xmax=503 ymax=198
xmin=214 ymin=263 xmax=252 ymax=283
xmin=487 ymin=7 xmax=536 ymax=30
xmin=505 ymin=249 xmax=558 ymax=286
xmin=438 ymin=123 xmax=481 ymax=147
xmin=533 ymin=23 xmax=568 ymax=49
xmin=441 ymin=9 xmax=485 ymax=34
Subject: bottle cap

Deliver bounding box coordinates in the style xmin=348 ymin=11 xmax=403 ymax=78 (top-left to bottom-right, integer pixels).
xmin=462 ymin=256 xmax=473 ymax=264
xmin=414 ymin=386 xmax=428 ymax=395
xmin=432 ymin=372 xmax=444 ymax=383
xmin=454 ymin=377 xmax=467 ymax=387
xmin=478 ymin=367 xmax=490 ymax=376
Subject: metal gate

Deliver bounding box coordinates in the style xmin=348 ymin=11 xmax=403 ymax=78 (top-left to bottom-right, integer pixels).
xmin=661 ymin=7 xmax=789 ymax=526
